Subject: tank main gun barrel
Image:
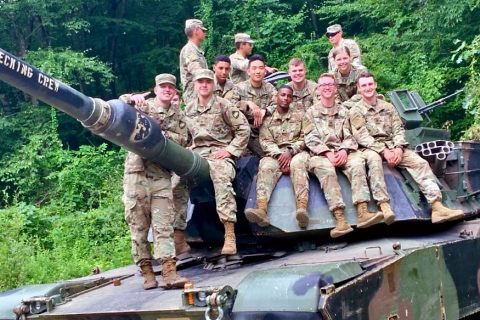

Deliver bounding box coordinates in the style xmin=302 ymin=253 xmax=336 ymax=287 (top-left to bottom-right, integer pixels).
xmin=0 ymin=47 xmax=210 ymax=185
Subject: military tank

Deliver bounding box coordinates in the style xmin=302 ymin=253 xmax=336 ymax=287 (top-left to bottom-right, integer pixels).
xmin=0 ymin=47 xmax=479 ymax=320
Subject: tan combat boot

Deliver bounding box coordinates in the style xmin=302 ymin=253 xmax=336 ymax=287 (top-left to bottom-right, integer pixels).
xmin=330 ymin=208 xmax=354 ymax=238
xmin=379 ymin=202 xmax=396 ymax=225
xmin=221 ymin=221 xmax=237 ymax=255
xmin=245 ymin=198 xmax=270 ymax=227
xmin=431 ymin=201 xmax=464 ymax=224
xmin=158 ymin=258 xmax=189 ymax=289
xmin=356 ymin=202 xmax=384 ymax=228
xmin=139 ymin=261 xmax=158 ymax=290
xmin=296 ymin=198 xmax=309 ymax=229
xmin=174 ymin=229 xmax=191 ymax=255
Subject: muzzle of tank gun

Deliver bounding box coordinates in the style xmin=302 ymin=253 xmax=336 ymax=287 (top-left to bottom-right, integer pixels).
xmin=414 ymin=140 xmax=454 ymax=177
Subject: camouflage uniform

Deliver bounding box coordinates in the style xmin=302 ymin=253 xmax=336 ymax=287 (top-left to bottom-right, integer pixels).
xmin=230 ymin=80 xmax=277 ymax=156
xmin=257 ymin=107 xmax=309 ymax=203
xmin=120 ymin=95 xmax=189 ymax=264
xmin=286 ymin=79 xmax=318 ymax=110
xmin=214 ymin=78 xmax=234 ymax=100
xmin=179 ymin=42 xmax=208 ymax=104
xmin=333 ymin=64 xmax=368 ymax=103
xmin=304 ymin=101 xmax=378 ymax=210
xmin=229 ymin=52 xmax=249 ymax=84
xmin=184 ymin=95 xmax=250 ymax=222
xmin=350 ymin=99 xmax=442 ymax=203
xmin=328 ymin=38 xmax=362 ymax=72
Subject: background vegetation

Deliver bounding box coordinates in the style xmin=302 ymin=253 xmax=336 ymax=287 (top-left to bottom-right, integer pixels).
xmin=0 ymin=0 xmax=480 ymax=291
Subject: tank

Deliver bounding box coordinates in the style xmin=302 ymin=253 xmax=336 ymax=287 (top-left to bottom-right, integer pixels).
xmin=0 ymin=47 xmax=479 ymax=320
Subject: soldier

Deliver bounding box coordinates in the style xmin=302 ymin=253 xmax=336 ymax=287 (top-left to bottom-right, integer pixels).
xmin=229 ymin=33 xmax=276 ymax=84
xmin=327 ymin=24 xmax=362 ymax=72
xmin=184 ymin=69 xmax=250 ymax=255
xmin=286 ymin=58 xmax=317 ymax=110
xmin=213 ymin=55 xmax=234 ymax=99
xmin=350 ymin=72 xmax=464 ymax=224
xmin=120 ymin=74 xmax=189 ymax=290
xmin=245 ymin=85 xmax=310 ymax=228
xmin=304 ymin=73 xmax=383 ymax=237
xmin=332 ymin=46 xmax=367 ymax=103
xmin=231 ymin=54 xmax=277 ymax=157
xmin=179 ymin=19 xmax=208 ymax=104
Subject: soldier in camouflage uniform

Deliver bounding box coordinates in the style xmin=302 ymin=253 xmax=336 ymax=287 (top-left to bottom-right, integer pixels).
xmin=229 ymin=33 xmax=276 ymax=85
xmin=184 ymin=69 xmax=250 ymax=255
xmin=230 ymin=54 xmax=277 ymax=157
xmin=213 ymin=55 xmax=234 ymax=99
xmin=331 ymin=46 xmax=368 ymax=103
xmin=179 ymin=19 xmax=208 ymax=104
xmin=304 ymin=74 xmax=383 ymax=237
xmin=326 ymin=24 xmax=362 ymax=72
xmin=245 ymin=85 xmax=310 ymax=229
xmin=286 ymin=58 xmax=317 ymax=110
xmin=350 ymin=72 xmax=464 ymax=224
xmin=120 ymin=74 xmax=189 ymax=290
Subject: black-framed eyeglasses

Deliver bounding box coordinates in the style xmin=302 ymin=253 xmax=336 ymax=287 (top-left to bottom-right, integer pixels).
xmin=326 ymin=32 xmax=339 ymax=38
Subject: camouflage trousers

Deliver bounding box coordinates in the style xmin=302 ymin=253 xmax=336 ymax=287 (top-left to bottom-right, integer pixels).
xmin=123 ymin=170 xmax=175 ymax=265
xmin=359 ymin=149 xmax=390 ymax=204
xmin=182 ymin=82 xmax=197 ymax=105
xmin=171 ymin=173 xmax=189 ymax=231
xmin=208 ymin=158 xmax=237 ymax=223
xmin=256 ymin=152 xmax=310 ymax=203
xmin=397 ymin=149 xmax=441 ymax=203
xmin=308 ymin=155 xmax=345 ymax=211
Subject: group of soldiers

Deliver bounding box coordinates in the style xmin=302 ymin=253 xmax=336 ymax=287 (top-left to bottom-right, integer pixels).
xmin=120 ymin=19 xmax=465 ymax=290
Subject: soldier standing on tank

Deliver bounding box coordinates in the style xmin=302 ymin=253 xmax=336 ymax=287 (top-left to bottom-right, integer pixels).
xmin=184 ymin=69 xmax=250 ymax=255
xmin=179 ymin=19 xmax=208 ymax=104
xmin=331 ymin=46 xmax=368 ymax=103
xmin=304 ymin=73 xmax=384 ymax=237
xmin=213 ymin=55 xmax=234 ymax=99
xmin=230 ymin=54 xmax=277 ymax=157
xmin=245 ymin=85 xmax=310 ymax=229
xmin=350 ymin=72 xmax=464 ymax=224
xmin=120 ymin=74 xmax=189 ymax=290
xmin=286 ymin=58 xmax=317 ymax=111
xmin=327 ymin=24 xmax=362 ymax=73
xmin=229 ymin=33 xmax=276 ymax=85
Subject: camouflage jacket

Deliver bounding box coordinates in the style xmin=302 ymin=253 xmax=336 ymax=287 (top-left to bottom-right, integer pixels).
xmin=333 ymin=64 xmax=368 ymax=102
xmin=184 ymin=95 xmax=250 ymax=158
xmin=119 ymin=95 xmax=189 ymax=174
xmin=214 ymin=78 xmax=234 ymax=100
xmin=349 ymin=98 xmax=408 ymax=154
xmin=328 ymin=38 xmax=362 ymax=72
xmin=304 ymin=101 xmax=357 ymax=155
xmin=230 ymin=80 xmax=277 ymax=129
xmin=287 ymin=79 xmax=318 ymax=110
xmin=179 ymin=41 xmax=208 ymax=90
xmin=229 ymin=52 xmax=249 ymax=84
xmin=259 ymin=107 xmax=306 ymax=157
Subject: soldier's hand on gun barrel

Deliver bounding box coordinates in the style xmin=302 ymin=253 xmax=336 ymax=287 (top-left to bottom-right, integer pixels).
xmin=130 ymin=94 xmax=148 ymax=107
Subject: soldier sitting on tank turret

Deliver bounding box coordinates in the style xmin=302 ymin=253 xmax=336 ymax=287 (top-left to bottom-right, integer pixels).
xmin=184 ymin=69 xmax=250 ymax=255
xmin=350 ymin=72 xmax=465 ymax=224
xmin=120 ymin=74 xmax=190 ymax=290
xmin=213 ymin=55 xmax=234 ymax=99
xmin=286 ymin=58 xmax=318 ymax=111
xmin=303 ymin=73 xmax=384 ymax=237
xmin=331 ymin=46 xmax=367 ymax=103
xmin=245 ymin=85 xmax=310 ymax=228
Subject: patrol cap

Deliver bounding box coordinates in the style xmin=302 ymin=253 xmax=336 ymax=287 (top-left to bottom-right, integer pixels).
xmin=192 ymin=69 xmax=215 ymax=82
xmin=155 ymin=73 xmax=176 ymax=86
xmin=326 ymin=24 xmax=342 ymax=34
xmin=234 ymin=33 xmax=255 ymax=44
xmin=185 ymin=19 xmax=207 ymax=31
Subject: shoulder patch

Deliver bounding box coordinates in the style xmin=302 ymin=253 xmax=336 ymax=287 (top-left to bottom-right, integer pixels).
xmin=232 ymin=110 xmax=240 ymax=119
xmin=179 ymin=121 xmax=186 ymax=129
